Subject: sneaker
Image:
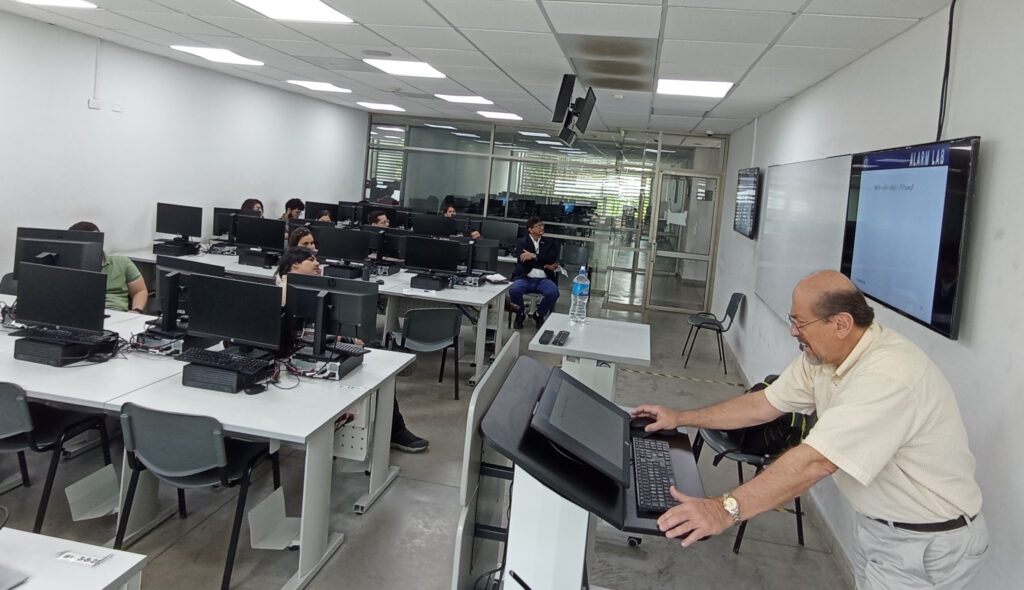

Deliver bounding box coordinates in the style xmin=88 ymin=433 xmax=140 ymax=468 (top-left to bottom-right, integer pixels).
xmin=533 ymin=312 xmax=546 ymax=329
xmin=513 ymin=313 xmax=525 ymax=330
xmin=391 ymin=427 xmax=429 ymax=453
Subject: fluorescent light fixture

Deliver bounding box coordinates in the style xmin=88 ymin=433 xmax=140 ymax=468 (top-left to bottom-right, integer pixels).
xmin=376 ymin=126 xmax=405 ymax=132
xmin=536 ymin=140 xmax=563 ymax=146
xmin=16 ymin=0 xmax=95 ymax=6
xmin=645 ymin=148 xmax=676 ymax=154
xmin=171 ymin=46 xmax=263 ymax=66
xmin=363 ymin=59 xmax=445 ymax=78
xmin=518 ymin=131 xmax=550 ymax=137
xmin=370 ymin=131 xmax=378 ymax=135
xmin=477 ymin=111 xmax=522 ymax=121
xmin=424 ymin=123 xmax=457 ymax=130
xmin=233 ymin=0 xmax=351 ymax=23
xmin=452 ymin=132 xmax=480 ymax=138
xmin=287 ymin=80 xmax=350 ymax=93
xmin=435 ymin=94 xmax=493 ymax=104
xmin=357 ymin=102 xmax=405 ymax=112
xmin=656 ymin=79 xmax=733 ymax=98
xmin=384 ymin=136 xmax=403 ymax=140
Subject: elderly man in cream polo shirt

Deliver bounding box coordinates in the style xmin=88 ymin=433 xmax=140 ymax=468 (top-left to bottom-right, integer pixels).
xmin=633 ymin=270 xmax=987 ymax=589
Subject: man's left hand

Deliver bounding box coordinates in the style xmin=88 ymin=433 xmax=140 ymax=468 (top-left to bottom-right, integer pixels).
xmin=544 ymin=263 xmax=558 ymax=271
xmin=657 ymin=486 xmax=733 ymax=547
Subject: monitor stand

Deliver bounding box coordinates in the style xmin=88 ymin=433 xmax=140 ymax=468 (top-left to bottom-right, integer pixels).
xmin=323 ymin=263 xmax=362 ymax=279
xmin=238 ymin=249 xmax=280 ymax=268
xmin=152 ymin=238 xmax=200 ymax=257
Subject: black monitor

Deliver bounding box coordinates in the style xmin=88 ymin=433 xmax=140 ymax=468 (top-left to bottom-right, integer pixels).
xmin=304 ymin=201 xmax=340 ymax=221
xmin=376 ymin=228 xmax=408 ymax=260
xmin=16 ymin=263 xmax=106 ymax=335
xmin=412 ymin=214 xmax=456 ymax=237
xmin=234 ymin=217 xmax=286 ymax=252
xmin=394 ymin=210 xmax=412 ymax=229
xmin=536 ymin=203 xmax=563 ymax=221
xmin=285 ymin=273 xmax=379 ymax=358
xmin=552 ymin=73 xmax=576 ymax=124
xmin=213 ymin=207 xmax=241 ymax=237
xmin=481 ymin=219 xmax=519 ymax=250
xmin=154 ymin=255 xmax=225 ymax=332
xmin=455 ymin=238 xmax=499 ymax=272
xmin=13 ymin=227 xmax=104 ymax=279
xmin=574 ymin=87 xmax=596 ymax=134
xmin=287 ymin=219 xmax=333 ymax=235
xmin=404 ymin=236 xmax=460 ymax=274
xmin=312 ymin=227 xmax=371 ymax=263
xmin=155 ymin=203 xmax=203 ymax=240
xmin=186 ymin=274 xmax=283 ymax=354
xmin=338 ymin=202 xmax=362 ymax=223
xmin=530 ymin=368 xmax=630 ymax=486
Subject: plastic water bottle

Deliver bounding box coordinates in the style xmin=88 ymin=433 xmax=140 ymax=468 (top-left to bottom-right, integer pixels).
xmin=569 ymin=266 xmax=590 ymax=323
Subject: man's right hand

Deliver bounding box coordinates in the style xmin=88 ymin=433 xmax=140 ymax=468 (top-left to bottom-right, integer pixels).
xmin=631 ymin=405 xmax=681 ymax=432
xmin=519 ymin=251 xmax=536 ymax=262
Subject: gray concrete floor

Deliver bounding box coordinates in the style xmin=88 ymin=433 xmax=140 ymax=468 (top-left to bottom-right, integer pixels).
xmin=0 ymin=300 xmax=854 ymax=590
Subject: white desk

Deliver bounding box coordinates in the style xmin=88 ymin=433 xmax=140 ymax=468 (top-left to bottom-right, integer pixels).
xmin=0 ymin=527 xmax=146 ymax=590
xmin=528 ymin=313 xmax=651 ymax=397
xmin=106 ymin=349 xmax=414 ymax=590
xmin=120 ymin=248 xmax=276 ymax=281
xmin=378 ymin=271 xmax=510 ymax=385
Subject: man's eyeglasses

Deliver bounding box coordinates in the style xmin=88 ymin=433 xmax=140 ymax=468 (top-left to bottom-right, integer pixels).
xmin=788 ymin=314 xmax=830 ymax=332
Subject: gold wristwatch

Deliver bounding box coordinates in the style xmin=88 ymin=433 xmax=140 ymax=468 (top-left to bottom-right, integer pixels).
xmin=722 ymin=493 xmax=742 ymax=526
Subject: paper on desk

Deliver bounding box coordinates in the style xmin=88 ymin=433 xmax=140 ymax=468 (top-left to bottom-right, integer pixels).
xmin=484 ymin=273 xmax=508 ymax=283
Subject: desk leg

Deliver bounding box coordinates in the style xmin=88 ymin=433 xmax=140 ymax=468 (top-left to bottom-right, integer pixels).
xmin=122 ymin=571 xmax=142 ymax=590
xmin=107 ymin=451 xmax=175 ymax=549
xmin=284 ymin=422 xmax=344 ymax=590
xmin=355 ymin=377 xmax=399 ymax=514
xmin=383 ymin=294 xmax=399 ymax=345
xmin=469 ymin=303 xmax=489 ymax=386
xmin=493 ymin=297 xmax=505 ymax=361
xmin=560 ymin=357 xmax=618 ymax=400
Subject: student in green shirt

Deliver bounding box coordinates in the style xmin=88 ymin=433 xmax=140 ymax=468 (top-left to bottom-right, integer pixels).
xmin=68 ymin=222 xmax=149 ymax=313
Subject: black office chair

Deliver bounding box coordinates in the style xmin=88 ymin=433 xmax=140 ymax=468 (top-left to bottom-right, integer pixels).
xmin=0 ymin=382 xmax=112 ymax=533
xmin=115 ymin=403 xmax=280 ymax=590
xmin=681 ymin=292 xmax=744 ymax=374
xmin=386 ymin=308 xmax=463 ymax=400
xmin=0 ymin=273 xmax=16 ymax=296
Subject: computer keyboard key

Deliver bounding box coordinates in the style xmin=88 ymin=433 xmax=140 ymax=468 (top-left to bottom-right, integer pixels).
xmin=179 ymin=348 xmax=276 ymax=376
xmin=632 ymin=436 xmax=678 ymax=516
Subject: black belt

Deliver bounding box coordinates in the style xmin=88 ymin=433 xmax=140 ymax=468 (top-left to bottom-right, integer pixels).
xmin=872 ymin=514 xmax=976 ymax=533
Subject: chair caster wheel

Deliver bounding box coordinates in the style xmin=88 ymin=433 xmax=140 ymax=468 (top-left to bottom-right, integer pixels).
xmin=627 ymin=536 xmax=642 ymax=548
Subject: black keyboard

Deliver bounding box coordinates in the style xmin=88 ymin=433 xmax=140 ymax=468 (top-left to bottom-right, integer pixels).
xmin=632 ymin=436 xmax=678 ymax=516
xmin=179 ymin=348 xmax=276 ymax=375
xmin=330 ymin=342 xmax=368 ymax=356
xmin=12 ymin=327 xmax=116 ymax=346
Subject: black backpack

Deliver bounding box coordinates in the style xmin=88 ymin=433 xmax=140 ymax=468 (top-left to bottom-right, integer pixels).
xmin=724 ymin=375 xmax=816 ymax=458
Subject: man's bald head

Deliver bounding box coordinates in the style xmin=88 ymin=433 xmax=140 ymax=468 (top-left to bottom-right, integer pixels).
xmin=795 ymin=270 xmax=875 ymax=328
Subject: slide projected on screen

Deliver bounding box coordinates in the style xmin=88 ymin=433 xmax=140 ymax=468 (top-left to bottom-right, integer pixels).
xmin=851 ymin=153 xmax=948 ymax=322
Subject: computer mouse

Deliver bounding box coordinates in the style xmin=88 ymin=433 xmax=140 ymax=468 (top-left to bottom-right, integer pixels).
xmin=244 ymin=384 xmax=266 ymax=395
xmin=375 ymin=279 xmax=384 ymax=285
xmin=630 ymin=416 xmax=678 ymax=438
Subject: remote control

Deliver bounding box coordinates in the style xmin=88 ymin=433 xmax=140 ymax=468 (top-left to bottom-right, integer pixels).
xmin=554 ymin=330 xmax=570 ymax=346
xmin=539 ymin=329 xmax=554 ymax=345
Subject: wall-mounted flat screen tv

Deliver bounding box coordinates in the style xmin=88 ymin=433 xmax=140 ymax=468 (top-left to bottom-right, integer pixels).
xmin=841 ymin=136 xmax=979 ymax=339
xmin=733 ymin=167 xmax=761 ymax=239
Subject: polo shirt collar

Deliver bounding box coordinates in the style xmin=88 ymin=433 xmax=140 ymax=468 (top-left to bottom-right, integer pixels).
xmin=834 ymin=322 xmax=881 ymax=378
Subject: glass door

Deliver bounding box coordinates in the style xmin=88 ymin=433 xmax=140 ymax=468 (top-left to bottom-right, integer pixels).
xmin=600 ymin=173 xmax=653 ymax=309
xmin=644 ymin=172 xmax=723 ymax=313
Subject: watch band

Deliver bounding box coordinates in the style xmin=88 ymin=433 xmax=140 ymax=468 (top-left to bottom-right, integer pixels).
xmin=722 ymin=493 xmax=742 ymax=525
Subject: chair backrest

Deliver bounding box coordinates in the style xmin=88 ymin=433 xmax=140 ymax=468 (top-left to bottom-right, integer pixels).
xmin=401 ymin=307 xmax=462 ymax=351
xmin=0 ymin=273 xmax=16 ymax=296
xmin=120 ymin=403 xmax=227 ymax=479
xmin=560 ymin=244 xmax=590 ymax=267
xmin=721 ymin=292 xmax=745 ymax=331
xmin=0 ymin=382 xmax=33 ymax=439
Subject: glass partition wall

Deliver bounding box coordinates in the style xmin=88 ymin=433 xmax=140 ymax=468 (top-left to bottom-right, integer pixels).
xmin=365 ymin=117 xmax=725 ymax=313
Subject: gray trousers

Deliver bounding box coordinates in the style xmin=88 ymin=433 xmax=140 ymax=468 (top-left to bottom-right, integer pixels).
xmin=854 ymin=512 xmax=988 ymax=589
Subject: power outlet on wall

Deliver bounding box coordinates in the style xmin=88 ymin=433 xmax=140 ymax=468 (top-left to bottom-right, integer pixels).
xmin=87 ymin=98 xmax=102 ymax=110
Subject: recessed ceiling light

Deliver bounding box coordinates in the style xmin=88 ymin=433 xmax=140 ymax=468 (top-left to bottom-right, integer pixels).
xmin=357 ymin=102 xmax=405 ymax=112
xmin=171 ymin=46 xmax=262 ymax=66
xmin=435 ymin=94 xmax=493 ymax=105
xmin=656 ymin=79 xmax=733 ymax=98
xmin=424 ymin=124 xmax=457 ymax=130
xmin=232 ymin=0 xmax=351 ymax=23
xmin=518 ymin=131 xmax=550 ymax=137
xmin=535 ymin=140 xmax=563 ymax=146
xmin=452 ymin=132 xmax=480 ymax=138
xmin=363 ymin=50 xmax=392 ymax=57
xmin=16 ymin=0 xmax=95 ymax=6
xmin=478 ymin=111 xmax=522 ymax=120
xmin=376 ymin=126 xmax=405 ymax=132
xmin=287 ymin=80 xmax=350 ymax=93
xmin=363 ymin=59 xmax=445 ymax=78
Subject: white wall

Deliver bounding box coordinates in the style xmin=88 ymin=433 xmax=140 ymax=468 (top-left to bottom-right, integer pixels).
xmin=0 ymin=10 xmax=369 ymax=270
xmin=714 ymin=1 xmax=1023 ymax=585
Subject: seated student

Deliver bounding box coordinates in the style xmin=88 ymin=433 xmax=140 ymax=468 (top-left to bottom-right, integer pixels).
xmin=443 ymin=204 xmax=481 ymax=239
xmin=314 ymin=209 xmax=333 ymax=223
xmin=368 ymin=210 xmax=389 ymax=228
xmin=68 ymin=221 xmax=149 ymax=313
xmin=240 ymin=198 xmax=264 ymax=217
xmin=275 ymin=246 xmax=429 ymax=452
xmin=510 ymin=217 xmax=560 ymax=329
xmin=281 ymin=198 xmax=305 ymax=220
xmin=288 ymin=227 xmax=316 ymax=250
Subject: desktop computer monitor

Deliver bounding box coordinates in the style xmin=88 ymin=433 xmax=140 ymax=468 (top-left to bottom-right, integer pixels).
xmin=312 ymin=227 xmax=371 ymax=263
xmin=404 ymin=236 xmax=460 ymax=274
xmin=186 ymin=274 xmax=283 ymax=354
xmin=13 ymin=227 xmax=104 ymax=279
xmin=287 ymin=219 xmax=333 ymax=235
xmin=155 ymin=203 xmax=203 ymax=240
xmin=154 ymin=255 xmax=225 ymax=332
xmin=234 ymin=217 xmax=286 ymax=252
xmin=480 ymin=219 xmax=519 ymax=251
xmin=412 ymin=214 xmax=456 ymax=237
xmin=375 ymin=228 xmax=407 ymax=260
xmin=454 ymin=237 xmax=499 ymax=272
xmin=394 ymin=210 xmax=412 ymax=229
xmin=304 ymin=201 xmax=340 ymax=221
xmin=286 ymin=274 xmax=379 ymax=358
xmin=338 ymin=202 xmax=362 ymax=224
xmin=16 ymin=263 xmax=106 ymax=335
xmin=536 ymin=203 xmax=563 ymax=221
xmin=212 ymin=207 xmax=240 ymax=237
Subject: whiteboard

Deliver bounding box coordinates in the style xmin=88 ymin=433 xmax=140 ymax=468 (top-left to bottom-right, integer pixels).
xmin=755 ymin=155 xmax=852 ymax=321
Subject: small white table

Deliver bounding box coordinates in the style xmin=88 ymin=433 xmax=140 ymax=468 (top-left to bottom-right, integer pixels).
xmin=0 ymin=527 xmax=146 ymax=590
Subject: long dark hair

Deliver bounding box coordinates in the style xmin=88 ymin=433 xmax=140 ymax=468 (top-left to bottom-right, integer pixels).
xmin=288 ymin=226 xmax=314 ymax=248
xmin=275 ymin=246 xmax=317 ymax=277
